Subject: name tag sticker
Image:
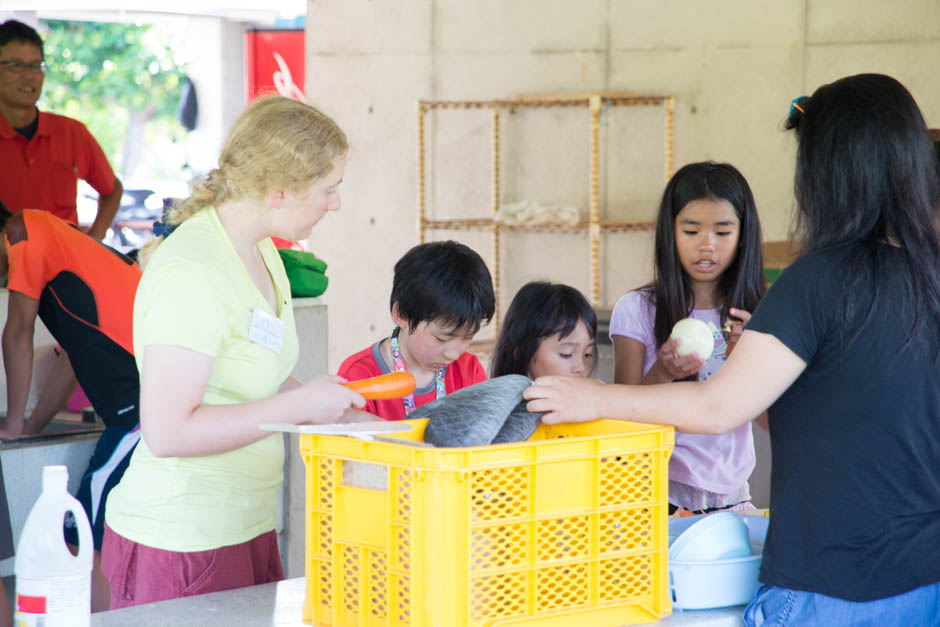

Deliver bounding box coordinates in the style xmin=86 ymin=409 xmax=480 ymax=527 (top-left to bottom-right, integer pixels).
xmin=248 ymin=307 xmax=285 ymax=354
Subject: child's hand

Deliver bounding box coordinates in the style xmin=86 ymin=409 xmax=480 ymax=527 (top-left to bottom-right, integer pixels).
xmin=523 ymin=376 xmax=605 ymax=424
xmin=297 ymin=375 xmax=366 ymax=424
xmin=656 ymin=338 xmax=707 ymax=380
xmin=725 ymin=308 xmax=752 ymax=358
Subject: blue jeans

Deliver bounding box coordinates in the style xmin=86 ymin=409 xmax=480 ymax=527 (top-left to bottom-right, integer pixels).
xmin=743 ymin=582 xmax=940 ymax=626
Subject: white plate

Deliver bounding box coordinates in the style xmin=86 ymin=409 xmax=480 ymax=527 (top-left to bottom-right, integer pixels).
xmin=259 ymin=422 xmax=412 ymax=436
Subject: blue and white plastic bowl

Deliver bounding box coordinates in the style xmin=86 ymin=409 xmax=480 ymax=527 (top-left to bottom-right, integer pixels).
xmin=668 ymin=511 xmax=751 ymax=562
xmin=668 ymin=513 xmax=769 ymax=610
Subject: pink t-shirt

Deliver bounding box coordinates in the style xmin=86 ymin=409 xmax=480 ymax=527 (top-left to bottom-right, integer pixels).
xmin=608 ymin=289 xmax=755 ymax=495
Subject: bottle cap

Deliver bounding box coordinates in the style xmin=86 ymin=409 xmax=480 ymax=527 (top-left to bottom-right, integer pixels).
xmin=42 ymin=465 xmax=69 ymax=492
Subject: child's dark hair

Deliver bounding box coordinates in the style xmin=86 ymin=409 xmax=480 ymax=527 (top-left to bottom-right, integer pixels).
xmin=0 ymin=20 xmax=44 ymax=57
xmin=647 ymin=161 xmax=765 ymax=350
xmin=785 ymin=74 xmax=940 ymax=353
xmin=490 ymin=281 xmax=598 ymax=378
xmin=391 ymin=240 xmax=495 ymax=333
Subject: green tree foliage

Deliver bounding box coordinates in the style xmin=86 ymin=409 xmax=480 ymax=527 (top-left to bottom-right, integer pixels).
xmin=39 ymin=19 xmax=186 ymax=179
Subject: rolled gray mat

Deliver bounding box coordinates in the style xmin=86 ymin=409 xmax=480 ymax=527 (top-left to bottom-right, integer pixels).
xmin=414 ymin=374 xmax=543 ymax=447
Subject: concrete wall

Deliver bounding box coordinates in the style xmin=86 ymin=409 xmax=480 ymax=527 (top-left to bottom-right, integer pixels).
xmin=303 ymin=0 xmax=940 ymax=373
xmin=176 ymin=16 xmax=247 ymax=178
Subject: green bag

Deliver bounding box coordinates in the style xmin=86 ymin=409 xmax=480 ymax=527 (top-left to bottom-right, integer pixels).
xmin=278 ymin=249 xmax=329 ymax=297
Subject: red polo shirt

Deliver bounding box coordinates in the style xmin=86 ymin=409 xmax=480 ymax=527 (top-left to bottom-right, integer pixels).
xmin=0 ymin=110 xmax=116 ymax=225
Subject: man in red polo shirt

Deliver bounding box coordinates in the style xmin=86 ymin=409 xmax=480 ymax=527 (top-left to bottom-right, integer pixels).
xmin=0 ymin=19 xmax=122 ymax=240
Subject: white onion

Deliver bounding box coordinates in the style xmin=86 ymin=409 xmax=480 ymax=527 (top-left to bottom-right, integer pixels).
xmin=669 ymin=318 xmax=714 ymax=360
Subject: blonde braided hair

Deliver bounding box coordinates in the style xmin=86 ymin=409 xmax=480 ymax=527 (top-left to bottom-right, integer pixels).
xmin=139 ymin=96 xmax=348 ymax=267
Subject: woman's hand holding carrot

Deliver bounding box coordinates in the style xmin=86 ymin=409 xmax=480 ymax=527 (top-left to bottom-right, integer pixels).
xmin=296 ymin=375 xmax=365 ymax=424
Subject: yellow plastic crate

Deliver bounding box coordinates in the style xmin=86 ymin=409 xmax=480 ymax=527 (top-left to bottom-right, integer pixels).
xmin=300 ymin=418 xmax=674 ymax=626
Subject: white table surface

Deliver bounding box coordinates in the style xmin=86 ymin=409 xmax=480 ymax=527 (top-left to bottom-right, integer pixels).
xmin=90 ymin=577 xmax=745 ymax=626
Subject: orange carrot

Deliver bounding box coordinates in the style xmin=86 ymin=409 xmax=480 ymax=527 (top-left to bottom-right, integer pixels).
xmin=344 ymin=372 xmax=417 ymax=400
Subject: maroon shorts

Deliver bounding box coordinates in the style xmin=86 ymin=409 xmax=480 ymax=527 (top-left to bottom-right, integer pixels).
xmin=101 ymin=522 xmax=284 ymax=609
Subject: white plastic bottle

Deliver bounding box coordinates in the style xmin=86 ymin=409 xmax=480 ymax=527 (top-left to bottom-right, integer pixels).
xmin=14 ymin=465 xmax=92 ymax=627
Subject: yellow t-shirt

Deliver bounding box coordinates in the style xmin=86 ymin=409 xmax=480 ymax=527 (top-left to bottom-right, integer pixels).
xmin=105 ymin=207 xmax=299 ymax=551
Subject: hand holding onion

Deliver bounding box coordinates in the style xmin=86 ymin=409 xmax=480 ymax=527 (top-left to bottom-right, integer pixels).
xmin=670 ymin=318 xmax=715 ymax=359
xmin=656 ymin=340 xmax=707 ymax=380
xmin=653 ymin=318 xmax=713 ymax=381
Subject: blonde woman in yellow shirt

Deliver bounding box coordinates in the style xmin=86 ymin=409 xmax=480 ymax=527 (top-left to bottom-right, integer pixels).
xmin=103 ymin=97 xmax=365 ymax=609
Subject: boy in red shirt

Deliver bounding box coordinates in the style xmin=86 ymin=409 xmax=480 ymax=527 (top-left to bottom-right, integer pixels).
xmin=339 ymin=240 xmax=494 ymax=420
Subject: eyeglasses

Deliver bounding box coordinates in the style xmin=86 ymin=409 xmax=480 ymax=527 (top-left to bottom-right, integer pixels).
xmin=0 ymin=59 xmax=47 ymax=74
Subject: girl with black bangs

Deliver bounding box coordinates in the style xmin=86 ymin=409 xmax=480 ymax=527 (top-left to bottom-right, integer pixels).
xmin=490 ymin=281 xmax=597 ymax=380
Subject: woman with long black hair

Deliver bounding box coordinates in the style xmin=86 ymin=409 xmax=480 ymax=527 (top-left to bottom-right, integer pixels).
xmin=524 ymin=73 xmax=940 ymax=624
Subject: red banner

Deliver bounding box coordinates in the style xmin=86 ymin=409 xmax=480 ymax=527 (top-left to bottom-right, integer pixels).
xmin=245 ymin=29 xmax=305 ymax=102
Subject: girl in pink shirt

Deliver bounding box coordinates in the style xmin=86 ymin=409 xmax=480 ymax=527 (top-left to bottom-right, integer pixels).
xmin=609 ymin=162 xmax=766 ymax=514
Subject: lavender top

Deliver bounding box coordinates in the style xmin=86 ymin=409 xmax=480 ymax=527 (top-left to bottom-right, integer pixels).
xmin=609 ymin=289 xmax=755 ymax=494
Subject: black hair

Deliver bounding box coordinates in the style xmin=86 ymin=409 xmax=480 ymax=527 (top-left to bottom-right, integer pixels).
xmin=647 ymin=161 xmax=765 ymax=350
xmin=490 ymin=281 xmax=598 ymax=378
xmin=934 ymin=138 xmax=940 ymax=179
xmin=784 ymin=74 xmax=940 ymax=353
xmin=391 ymin=240 xmax=495 ymax=334
xmin=0 ymin=20 xmax=44 ymax=58
xmin=0 ymin=198 xmax=11 ymax=232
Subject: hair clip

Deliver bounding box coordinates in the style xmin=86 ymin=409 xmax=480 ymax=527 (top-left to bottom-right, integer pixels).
xmin=151 ymin=219 xmax=176 ymax=238
xmin=789 ymin=97 xmax=808 ymax=116
xmin=152 ymin=202 xmax=177 ymax=238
